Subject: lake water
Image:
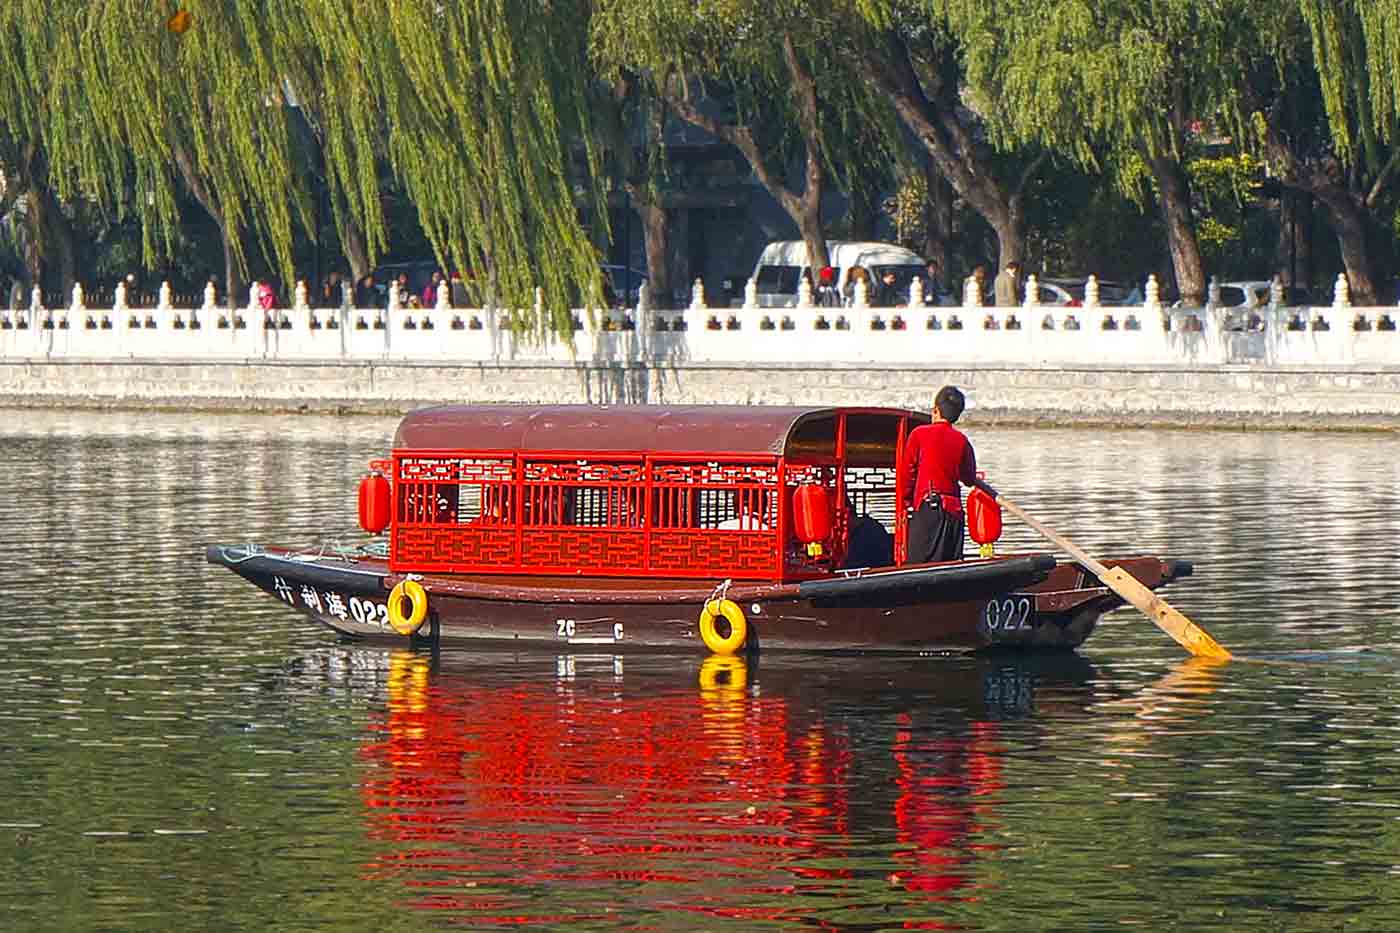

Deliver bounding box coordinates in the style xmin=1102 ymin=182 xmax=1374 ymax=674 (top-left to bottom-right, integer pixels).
xmin=5 ymin=409 xmax=1400 ymax=930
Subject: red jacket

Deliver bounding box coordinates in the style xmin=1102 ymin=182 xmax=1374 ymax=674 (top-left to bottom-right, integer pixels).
xmin=903 ymin=421 xmax=977 ymax=514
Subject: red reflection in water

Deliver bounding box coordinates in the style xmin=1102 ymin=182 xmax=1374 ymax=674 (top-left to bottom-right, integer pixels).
xmin=890 ymin=713 xmax=1003 ymax=930
xmin=357 ymin=653 xmax=998 ymax=925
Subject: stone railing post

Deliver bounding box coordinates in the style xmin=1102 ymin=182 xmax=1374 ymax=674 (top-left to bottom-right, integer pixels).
xmin=1332 ymin=272 xmax=1351 ymax=309
xmin=689 ymin=278 xmax=707 ymax=311
xmin=909 ymin=277 xmax=924 ymax=308
xmin=202 ymin=281 xmax=217 ymax=311
xmin=1085 ymin=275 xmax=1100 ymax=308
xmin=797 ymin=276 xmax=813 ymax=309
xmin=1022 ymin=273 xmax=1039 ymax=308
xmin=436 ymin=280 xmax=450 ymax=312
xmin=294 ymin=280 xmax=310 ymax=313
xmin=743 ymin=277 xmax=758 ymax=310
xmin=155 ymin=281 xmax=171 ymax=328
xmin=1144 ymin=274 xmax=1162 ymax=311
xmin=1269 ymin=276 xmax=1284 ymax=310
xmin=963 ymin=275 xmax=982 ymax=308
xmin=70 ymin=283 xmax=85 ymax=314
xmin=853 ymin=278 xmax=869 ymax=309
xmin=1207 ymin=276 xmax=1221 ymax=308
xmin=114 ymin=280 xmax=129 ymax=313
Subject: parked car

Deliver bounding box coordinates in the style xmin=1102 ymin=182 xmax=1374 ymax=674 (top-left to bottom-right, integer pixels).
xmin=1040 ymin=277 xmax=1135 ymax=306
xmin=749 ymin=240 xmax=929 ymax=308
xmin=1032 ymin=282 xmax=1080 ymax=307
xmin=1215 ymin=280 xmax=1273 ymax=309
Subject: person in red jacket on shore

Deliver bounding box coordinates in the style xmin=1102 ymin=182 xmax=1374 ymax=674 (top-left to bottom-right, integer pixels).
xmin=903 ymin=385 xmax=978 ymax=563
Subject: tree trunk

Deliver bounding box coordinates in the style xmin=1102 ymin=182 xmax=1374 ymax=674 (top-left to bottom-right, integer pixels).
xmin=920 ymin=163 xmax=954 ymax=282
xmin=222 ymin=234 xmax=241 ymax=310
xmin=1148 ymin=153 xmax=1206 ymax=306
xmin=1319 ymin=192 xmax=1378 ymax=305
xmin=35 ymin=187 xmax=77 ymax=297
xmin=1274 ymin=190 xmax=1312 ymax=291
xmin=861 ymin=31 xmax=1031 ymax=270
xmin=172 ymin=141 xmax=242 ymax=308
xmin=20 ymin=189 xmax=43 ymax=292
xmin=340 ymin=211 xmax=371 ymax=282
xmin=634 ymin=198 xmax=670 ymax=301
xmin=661 ymin=37 xmax=831 ymax=273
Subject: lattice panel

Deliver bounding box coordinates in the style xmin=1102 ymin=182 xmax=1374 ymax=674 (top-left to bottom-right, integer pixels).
xmin=648 ymin=531 xmax=778 ymax=579
xmin=523 ymin=460 xmax=645 ymax=484
xmin=397 ymin=455 xmax=516 ymax=484
xmin=520 ymin=529 xmax=646 ymax=573
xmin=392 ymin=527 xmax=518 ymax=571
xmin=652 ymin=461 xmax=779 ymax=486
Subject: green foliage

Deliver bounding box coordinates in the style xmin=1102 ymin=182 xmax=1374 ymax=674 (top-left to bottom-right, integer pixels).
xmin=0 ymin=0 xmax=607 ymax=331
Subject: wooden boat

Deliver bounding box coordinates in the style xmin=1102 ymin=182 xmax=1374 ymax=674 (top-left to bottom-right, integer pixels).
xmin=206 ymin=404 xmax=1192 ymax=654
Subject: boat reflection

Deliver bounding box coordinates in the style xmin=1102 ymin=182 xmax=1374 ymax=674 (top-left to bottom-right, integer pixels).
xmin=345 ymin=648 xmax=1098 ymax=924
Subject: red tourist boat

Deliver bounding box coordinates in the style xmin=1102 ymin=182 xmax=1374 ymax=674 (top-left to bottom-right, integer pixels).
xmin=206 ymin=405 xmax=1192 ymax=654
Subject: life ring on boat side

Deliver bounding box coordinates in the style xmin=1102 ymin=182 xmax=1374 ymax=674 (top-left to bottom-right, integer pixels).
xmin=387 ymin=580 xmax=429 ymax=636
xmin=699 ymin=599 xmax=748 ymax=655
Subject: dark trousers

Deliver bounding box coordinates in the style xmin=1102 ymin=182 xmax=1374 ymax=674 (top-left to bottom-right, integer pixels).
xmin=907 ymin=499 xmax=965 ymax=563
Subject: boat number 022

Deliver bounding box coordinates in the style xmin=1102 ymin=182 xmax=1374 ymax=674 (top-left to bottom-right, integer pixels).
xmin=555 ymin=619 xmax=625 ymax=641
xmin=983 ymin=596 xmax=1034 ymax=633
xmin=349 ymin=597 xmax=390 ymax=628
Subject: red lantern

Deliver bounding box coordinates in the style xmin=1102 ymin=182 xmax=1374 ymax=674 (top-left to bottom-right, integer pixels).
xmin=966 ymin=487 xmax=1002 ymax=546
xmin=792 ymin=484 xmax=832 ymax=558
xmin=358 ymin=473 xmax=391 ymax=535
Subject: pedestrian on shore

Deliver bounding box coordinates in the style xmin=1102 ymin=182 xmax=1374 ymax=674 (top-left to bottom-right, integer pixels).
xmin=844 ymin=266 xmax=871 ymax=306
xmin=994 ymin=260 xmax=1022 ymax=307
xmin=815 ymin=266 xmax=841 ymax=307
xmin=872 ymin=268 xmax=902 ymax=308
xmin=450 ymin=271 xmax=469 ymax=308
xmin=256 ymin=280 xmax=276 ymax=314
xmin=922 ymin=260 xmax=953 ymax=306
xmin=319 ymin=272 xmax=343 ymax=308
xmin=902 ymin=385 xmax=977 ymax=564
xmin=354 ymin=274 xmax=377 ymax=309
xmin=422 ymin=270 xmax=444 ymax=308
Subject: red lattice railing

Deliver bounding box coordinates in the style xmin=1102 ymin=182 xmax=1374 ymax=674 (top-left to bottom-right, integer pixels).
xmin=388 ymin=451 xmax=789 ymax=580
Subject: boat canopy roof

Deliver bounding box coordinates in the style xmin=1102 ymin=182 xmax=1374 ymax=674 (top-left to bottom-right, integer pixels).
xmin=393 ymin=405 xmax=929 ymax=462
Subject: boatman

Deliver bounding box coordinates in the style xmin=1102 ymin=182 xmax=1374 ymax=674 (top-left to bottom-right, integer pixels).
xmin=903 ymin=385 xmax=978 ymax=563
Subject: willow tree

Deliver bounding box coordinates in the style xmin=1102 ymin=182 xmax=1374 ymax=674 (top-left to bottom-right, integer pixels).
xmin=838 ymin=5 xmax=1047 ymax=273
xmin=913 ymin=0 xmax=1262 ymax=305
xmin=1240 ymin=0 xmax=1400 ymax=305
xmin=592 ymin=0 xmax=892 ymax=275
xmin=0 ymin=1 xmax=608 ymax=329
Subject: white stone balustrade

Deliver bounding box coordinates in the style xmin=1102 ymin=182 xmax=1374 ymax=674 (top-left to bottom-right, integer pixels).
xmin=5 ymin=273 xmax=1400 ymax=368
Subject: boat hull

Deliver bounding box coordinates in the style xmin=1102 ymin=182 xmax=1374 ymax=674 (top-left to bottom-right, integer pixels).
xmin=206 ymin=544 xmax=1191 ymax=654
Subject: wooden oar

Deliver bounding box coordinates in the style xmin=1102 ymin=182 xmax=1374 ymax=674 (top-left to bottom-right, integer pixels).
xmin=977 ymin=482 xmax=1232 ymax=660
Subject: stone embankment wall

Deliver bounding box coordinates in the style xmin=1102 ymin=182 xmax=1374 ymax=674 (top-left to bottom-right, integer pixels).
xmin=3 ymin=274 xmax=1400 ymax=428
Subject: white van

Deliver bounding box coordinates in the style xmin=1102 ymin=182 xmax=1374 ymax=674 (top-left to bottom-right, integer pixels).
xmin=749 ymin=240 xmax=932 ymax=308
